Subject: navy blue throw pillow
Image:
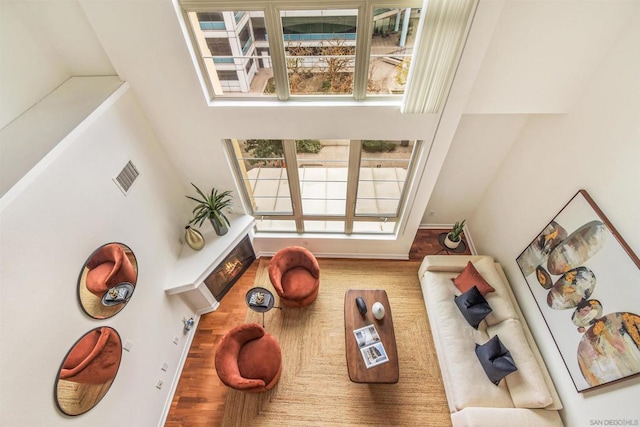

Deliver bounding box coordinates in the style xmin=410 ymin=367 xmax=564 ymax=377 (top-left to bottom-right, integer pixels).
xmin=454 ymin=285 xmax=492 ymax=329
xmin=475 ymin=335 xmax=518 ymax=385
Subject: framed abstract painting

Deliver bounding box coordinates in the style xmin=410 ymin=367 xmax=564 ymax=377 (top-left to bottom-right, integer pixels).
xmin=516 ymin=189 xmax=640 ymax=392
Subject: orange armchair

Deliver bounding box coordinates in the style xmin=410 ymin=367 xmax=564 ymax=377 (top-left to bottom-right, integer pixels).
xmin=214 ymin=323 xmax=282 ymax=393
xmin=85 ymin=244 xmax=136 ymax=297
xmin=268 ymin=246 xmax=320 ymax=308
xmin=59 ymin=327 xmax=122 ymax=384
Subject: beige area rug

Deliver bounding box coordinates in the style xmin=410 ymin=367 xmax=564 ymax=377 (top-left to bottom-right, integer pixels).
xmin=221 ymin=258 xmax=451 ymax=427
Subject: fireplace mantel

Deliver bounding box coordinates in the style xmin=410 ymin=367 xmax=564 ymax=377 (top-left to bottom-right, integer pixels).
xmin=165 ymin=214 xmax=255 ymax=313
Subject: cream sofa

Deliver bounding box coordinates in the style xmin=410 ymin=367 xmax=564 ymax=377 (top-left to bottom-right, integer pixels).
xmin=418 ymin=255 xmax=563 ymax=427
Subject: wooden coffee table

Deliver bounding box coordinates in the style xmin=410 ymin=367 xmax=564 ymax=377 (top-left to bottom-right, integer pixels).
xmin=344 ymin=289 xmax=399 ymax=383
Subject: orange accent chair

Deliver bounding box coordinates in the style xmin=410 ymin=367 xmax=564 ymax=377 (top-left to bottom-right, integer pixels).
xmin=85 ymin=244 xmax=136 ymax=297
xmin=59 ymin=327 xmax=122 ymax=384
xmin=268 ymin=246 xmax=320 ymax=308
xmin=215 ymin=323 xmax=282 ymax=393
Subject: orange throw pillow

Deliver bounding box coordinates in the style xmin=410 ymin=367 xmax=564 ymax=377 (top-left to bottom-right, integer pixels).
xmin=452 ymin=261 xmax=495 ymax=295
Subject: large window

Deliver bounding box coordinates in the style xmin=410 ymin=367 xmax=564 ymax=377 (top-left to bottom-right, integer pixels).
xmin=227 ymin=139 xmax=420 ymax=234
xmin=182 ymin=2 xmax=425 ymax=101
xmin=178 ymin=0 xmax=478 ymax=113
xmin=181 ymin=0 xmax=477 ymax=110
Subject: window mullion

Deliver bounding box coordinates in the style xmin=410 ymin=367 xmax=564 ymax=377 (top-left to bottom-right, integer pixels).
xmin=264 ymin=5 xmax=290 ymax=100
xmin=353 ymin=5 xmax=372 ymax=100
xmin=344 ymin=140 xmax=362 ymax=234
xmin=283 ymin=140 xmax=303 ymax=232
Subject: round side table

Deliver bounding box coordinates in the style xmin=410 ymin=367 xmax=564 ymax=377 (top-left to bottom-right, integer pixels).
xmin=437 ymin=232 xmax=467 ymax=255
xmin=245 ymin=287 xmax=281 ymax=327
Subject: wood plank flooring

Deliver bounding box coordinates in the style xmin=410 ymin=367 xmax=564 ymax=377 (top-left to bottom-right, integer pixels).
xmin=165 ymin=228 xmax=470 ymax=426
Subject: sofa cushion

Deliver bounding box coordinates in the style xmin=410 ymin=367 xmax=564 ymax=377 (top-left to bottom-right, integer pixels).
xmin=468 ymin=258 xmax=519 ymax=326
xmin=238 ymin=336 xmax=281 ymax=385
xmin=452 ymin=261 xmax=496 ymax=295
xmin=476 ymin=335 xmax=518 ymax=385
xmin=422 ymin=271 xmax=514 ymax=410
xmin=487 ymin=319 xmax=554 ymax=409
xmin=451 ymin=407 xmax=564 ymax=427
xmin=419 ymin=255 xmax=495 ymax=275
xmin=455 ymin=286 xmax=492 ymax=329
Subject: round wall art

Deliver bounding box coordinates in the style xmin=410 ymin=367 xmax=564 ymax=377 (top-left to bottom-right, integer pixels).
xmin=78 ymin=243 xmax=138 ymax=319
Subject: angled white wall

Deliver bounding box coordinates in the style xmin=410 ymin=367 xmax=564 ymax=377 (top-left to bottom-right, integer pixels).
xmin=421 ymin=0 xmax=639 ymax=228
xmin=424 ymin=113 xmax=528 ymax=225
xmin=0 ymin=76 xmax=123 ymax=198
xmin=464 ymin=0 xmax=635 ymax=114
xmin=0 ymin=86 xmax=195 ymax=426
xmin=0 ymin=0 xmax=114 ymax=129
xmin=0 ymin=1 xmax=69 ymax=128
xmin=470 ymin=6 xmax=640 ymax=425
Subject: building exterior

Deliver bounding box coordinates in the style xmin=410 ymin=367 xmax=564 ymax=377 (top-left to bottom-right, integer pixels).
xmin=191 ymin=9 xmax=414 ymax=95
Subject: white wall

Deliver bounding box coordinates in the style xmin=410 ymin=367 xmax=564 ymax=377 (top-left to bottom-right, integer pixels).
xmin=0 ymin=86 xmax=196 ymax=426
xmin=421 ymin=0 xmax=639 ymax=228
xmin=464 ymin=0 xmax=635 ymax=114
xmin=470 ymin=6 xmax=640 ymax=426
xmin=0 ymin=76 xmax=124 ymax=198
xmin=424 ymin=114 xmax=528 ymax=225
xmin=0 ymin=0 xmax=114 ymax=129
xmin=0 ymin=1 xmax=69 ymax=129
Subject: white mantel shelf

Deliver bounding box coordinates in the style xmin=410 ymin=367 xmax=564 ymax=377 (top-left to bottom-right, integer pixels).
xmin=165 ymin=214 xmax=255 ymax=295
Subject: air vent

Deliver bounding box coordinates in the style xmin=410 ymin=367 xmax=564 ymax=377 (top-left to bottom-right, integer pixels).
xmin=113 ymin=161 xmax=139 ymax=195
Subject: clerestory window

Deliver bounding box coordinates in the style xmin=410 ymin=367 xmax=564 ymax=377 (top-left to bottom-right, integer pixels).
xmin=177 ymin=0 xmax=477 ymax=110
xmin=182 ymin=5 xmax=420 ymax=100
xmin=183 ymin=0 xmax=422 ymax=100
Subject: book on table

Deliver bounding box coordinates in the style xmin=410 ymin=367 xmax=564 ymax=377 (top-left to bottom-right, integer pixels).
xmin=249 ymin=291 xmax=271 ymax=308
xmin=353 ymin=324 xmax=389 ymax=369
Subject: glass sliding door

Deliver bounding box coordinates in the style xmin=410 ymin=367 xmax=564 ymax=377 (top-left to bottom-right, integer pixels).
xmin=231 ymin=139 xmax=292 ymax=214
xmin=297 ymin=140 xmax=349 ymax=216
xmin=356 ymin=140 xmax=414 ymax=217
xmin=227 ymin=139 xmax=420 ymax=234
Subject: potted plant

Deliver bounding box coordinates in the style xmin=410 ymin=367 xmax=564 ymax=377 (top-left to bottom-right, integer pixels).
xmin=186 ymin=183 xmax=233 ymax=236
xmin=444 ymin=219 xmax=466 ymax=249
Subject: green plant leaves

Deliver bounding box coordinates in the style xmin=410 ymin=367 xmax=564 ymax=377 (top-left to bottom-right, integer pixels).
xmin=186 ymin=183 xmax=233 ymax=227
xmin=450 ymin=219 xmax=466 ymax=240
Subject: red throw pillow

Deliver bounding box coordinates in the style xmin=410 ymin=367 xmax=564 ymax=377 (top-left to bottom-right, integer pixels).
xmin=452 ymin=261 xmax=495 ymax=295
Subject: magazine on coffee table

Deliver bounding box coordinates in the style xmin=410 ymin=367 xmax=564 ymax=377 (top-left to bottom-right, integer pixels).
xmin=353 ymin=324 xmax=389 ymax=368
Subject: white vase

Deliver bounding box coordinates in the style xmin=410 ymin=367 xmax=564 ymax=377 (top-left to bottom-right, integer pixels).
xmin=372 ymin=302 xmax=385 ymax=320
xmin=444 ymin=234 xmax=460 ymax=250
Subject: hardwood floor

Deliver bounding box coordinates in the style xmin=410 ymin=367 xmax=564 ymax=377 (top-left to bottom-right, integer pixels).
xmin=165 ymin=228 xmax=470 ymax=426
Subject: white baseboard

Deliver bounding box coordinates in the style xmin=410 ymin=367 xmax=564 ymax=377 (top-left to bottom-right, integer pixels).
xmin=463 ymin=226 xmax=477 ymax=255
xmin=417 ymin=223 xmax=452 ymax=229
xmin=158 ymin=311 xmax=203 ymax=427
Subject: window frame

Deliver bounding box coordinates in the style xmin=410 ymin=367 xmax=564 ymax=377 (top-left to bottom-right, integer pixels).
xmin=179 ymin=0 xmax=425 ymax=103
xmin=225 ymin=139 xmax=422 ymax=235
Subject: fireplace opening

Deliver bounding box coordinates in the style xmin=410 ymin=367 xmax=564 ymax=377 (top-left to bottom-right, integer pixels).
xmin=203 ymin=235 xmax=255 ymax=301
